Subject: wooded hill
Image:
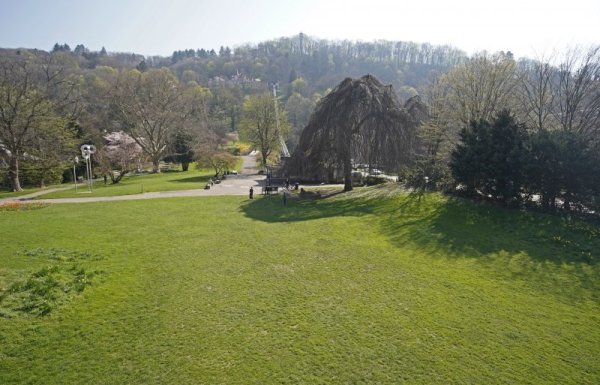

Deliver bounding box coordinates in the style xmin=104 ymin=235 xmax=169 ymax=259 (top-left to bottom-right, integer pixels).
xmin=168 ymin=34 xmax=467 ymax=97
xmin=2 ymin=35 xmax=599 ymax=215
xmin=0 ymin=34 xmax=468 ymax=157
xmin=19 ymin=33 xmax=468 ymax=99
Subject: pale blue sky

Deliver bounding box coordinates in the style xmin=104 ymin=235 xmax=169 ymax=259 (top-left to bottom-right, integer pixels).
xmin=1 ymin=0 xmax=599 ymax=58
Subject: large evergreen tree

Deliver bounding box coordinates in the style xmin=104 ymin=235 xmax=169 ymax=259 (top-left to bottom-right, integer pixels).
xmin=165 ymin=130 xmax=195 ymax=171
xmin=451 ymin=110 xmax=528 ymax=205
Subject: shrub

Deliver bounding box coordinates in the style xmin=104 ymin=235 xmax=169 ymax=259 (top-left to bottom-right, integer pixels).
xmin=237 ymin=143 xmax=252 ymax=155
xmin=364 ymin=175 xmax=389 ymax=186
xmin=0 ymin=202 xmax=49 ymax=212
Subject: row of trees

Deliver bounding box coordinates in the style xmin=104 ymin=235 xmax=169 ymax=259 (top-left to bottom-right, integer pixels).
xmin=2 ymin=37 xmax=597 ymax=213
xmin=1 ymin=34 xmax=466 ymax=191
xmin=451 ymin=111 xmax=600 ymax=211
xmin=412 ymin=46 xmax=600 ymax=212
xmin=0 ymin=48 xmax=294 ymax=191
xmin=166 ymin=35 xmax=467 ymax=151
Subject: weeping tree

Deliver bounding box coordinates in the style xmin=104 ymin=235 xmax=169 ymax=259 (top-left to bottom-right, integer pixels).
xmin=289 ymin=74 xmax=427 ymax=191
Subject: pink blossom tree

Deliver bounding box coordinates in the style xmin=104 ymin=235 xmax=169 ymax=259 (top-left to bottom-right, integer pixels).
xmin=97 ymin=131 xmax=143 ymax=183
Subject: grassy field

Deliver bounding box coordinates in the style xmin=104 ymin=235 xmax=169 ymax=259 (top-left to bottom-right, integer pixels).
xmin=2 ymin=158 xmax=244 ymax=200
xmin=36 ymin=167 xmax=216 ymax=199
xmin=1 ymin=186 xmax=599 ymax=384
xmin=0 ymin=187 xmax=54 ymax=199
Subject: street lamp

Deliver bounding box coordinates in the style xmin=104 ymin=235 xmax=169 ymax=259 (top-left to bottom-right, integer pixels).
xmin=73 ymin=156 xmax=79 ymax=192
xmin=80 ymin=144 xmax=96 ymax=192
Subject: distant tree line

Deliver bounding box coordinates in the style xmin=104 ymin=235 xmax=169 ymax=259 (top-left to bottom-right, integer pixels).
xmin=1 ymin=34 xmax=598 ymax=217
xmin=1 ymin=34 xmax=465 ymax=191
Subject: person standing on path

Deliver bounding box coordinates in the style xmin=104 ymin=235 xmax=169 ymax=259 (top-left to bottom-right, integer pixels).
xmin=249 ymin=186 xmax=254 ymax=199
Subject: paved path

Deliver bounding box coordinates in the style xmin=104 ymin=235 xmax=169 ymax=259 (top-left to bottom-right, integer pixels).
xmin=1 ymin=155 xmax=266 ymax=205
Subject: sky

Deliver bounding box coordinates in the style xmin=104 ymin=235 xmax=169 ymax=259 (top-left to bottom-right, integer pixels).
xmin=1 ymin=0 xmax=599 ymax=59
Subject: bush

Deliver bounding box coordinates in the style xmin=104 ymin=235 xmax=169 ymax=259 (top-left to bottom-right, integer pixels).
xmin=403 ymin=162 xmax=452 ymax=192
xmin=237 ymin=143 xmax=252 ymax=155
xmin=196 ymin=150 xmax=237 ymax=177
xmin=19 ymin=160 xmax=66 ymax=187
xmin=364 ymin=175 xmax=389 ymax=186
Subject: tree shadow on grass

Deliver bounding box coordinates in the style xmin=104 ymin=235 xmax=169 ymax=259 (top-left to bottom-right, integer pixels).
xmin=242 ymin=190 xmax=600 ymax=302
xmin=386 ymin=195 xmax=600 ymax=302
xmin=241 ymin=192 xmax=379 ymax=223
xmin=244 ymin=191 xmax=599 ymax=264
xmin=391 ymin=195 xmax=599 ymax=264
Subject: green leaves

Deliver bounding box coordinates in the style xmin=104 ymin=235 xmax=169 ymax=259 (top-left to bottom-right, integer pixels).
xmin=450 ymin=110 xmax=528 ymax=205
xmin=239 ymin=93 xmax=289 ymax=166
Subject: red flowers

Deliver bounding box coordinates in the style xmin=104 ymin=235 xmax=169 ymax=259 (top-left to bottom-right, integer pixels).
xmin=0 ymin=202 xmax=48 ymax=211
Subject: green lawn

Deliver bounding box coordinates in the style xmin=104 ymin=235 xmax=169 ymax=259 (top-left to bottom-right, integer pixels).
xmin=36 ymin=167 xmax=215 ymax=199
xmin=0 ymin=186 xmax=54 ymax=199
xmin=1 ymin=186 xmax=599 ymax=384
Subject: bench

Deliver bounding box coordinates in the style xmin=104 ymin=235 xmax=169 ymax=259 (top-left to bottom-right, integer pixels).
xmin=262 ymin=186 xmax=279 ymax=195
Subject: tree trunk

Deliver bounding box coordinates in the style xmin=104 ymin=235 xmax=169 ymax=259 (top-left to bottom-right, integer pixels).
xmin=181 ymin=162 xmax=189 ymax=172
xmin=343 ymin=154 xmax=353 ymax=191
xmin=152 ymin=159 xmax=160 ymax=173
xmin=541 ymin=194 xmax=549 ymax=210
xmin=262 ymin=152 xmax=268 ymax=169
xmin=8 ymin=155 xmax=23 ymax=192
xmin=111 ymin=170 xmax=127 ymax=184
xmin=563 ymin=193 xmax=571 ymax=211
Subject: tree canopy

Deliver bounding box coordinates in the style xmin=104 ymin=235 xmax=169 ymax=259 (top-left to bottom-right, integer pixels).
xmin=239 ymin=92 xmax=289 ymax=168
xmin=0 ymin=51 xmax=77 ymax=191
xmin=289 ymin=74 xmax=427 ymax=190
xmin=110 ymin=68 xmax=208 ymax=172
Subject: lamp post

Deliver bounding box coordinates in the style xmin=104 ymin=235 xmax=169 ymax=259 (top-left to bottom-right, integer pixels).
xmin=80 ymin=145 xmax=97 ymax=192
xmin=73 ymin=156 xmax=79 ymax=192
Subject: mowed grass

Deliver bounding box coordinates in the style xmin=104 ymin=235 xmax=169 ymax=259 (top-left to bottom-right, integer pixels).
xmin=37 ymin=167 xmax=214 ymax=199
xmin=0 ymin=186 xmax=599 ymax=384
xmin=0 ymin=186 xmax=52 ymax=199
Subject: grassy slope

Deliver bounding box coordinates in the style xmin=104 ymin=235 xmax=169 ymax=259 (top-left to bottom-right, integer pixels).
xmin=0 ymin=187 xmax=52 ymax=199
xmin=37 ymin=167 xmax=214 ymax=199
xmin=0 ymin=187 xmax=599 ymax=384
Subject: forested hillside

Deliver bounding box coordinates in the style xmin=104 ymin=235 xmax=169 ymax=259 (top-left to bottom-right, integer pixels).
xmin=0 ymin=34 xmax=467 ymax=186
xmin=169 ymin=34 xmax=466 ymax=94
xmin=44 ymin=34 xmax=467 ymax=142
xmin=2 ymin=34 xmax=599 ymax=215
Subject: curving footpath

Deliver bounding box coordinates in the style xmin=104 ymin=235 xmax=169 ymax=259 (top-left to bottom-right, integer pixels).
xmin=1 ymin=155 xmax=266 ymax=205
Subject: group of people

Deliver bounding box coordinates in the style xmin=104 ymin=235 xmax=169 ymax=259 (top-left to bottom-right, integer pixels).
xmin=249 ymin=172 xmax=298 ymax=204
xmin=248 ymin=185 xmax=290 ymax=205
